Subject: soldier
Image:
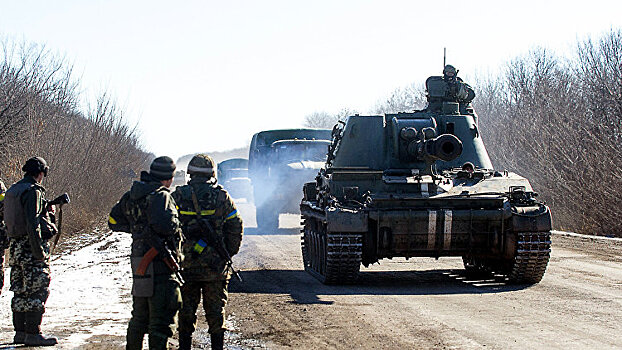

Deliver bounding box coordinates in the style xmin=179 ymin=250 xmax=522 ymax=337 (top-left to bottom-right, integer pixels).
xmin=442 ymin=64 xmax=475 ymax=103
xmin=0 ymin=174 xmax=7 ymax=295
xmin=172 ymin=154 xmax=243 ymax=350
xmin=108 ymin=156 xmax=184 ymax=350
xmin=4 ymin=157 xmax=58 ymax=346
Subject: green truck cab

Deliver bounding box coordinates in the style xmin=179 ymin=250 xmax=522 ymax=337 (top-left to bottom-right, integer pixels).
xmin=249 ymin=129 xmax=332 ymax=230
xmin=217 ymin=158 xmax=252 ymax=200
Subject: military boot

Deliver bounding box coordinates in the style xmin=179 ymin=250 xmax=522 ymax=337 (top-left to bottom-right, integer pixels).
xmin=178 ymin=331 xmax=193 ymax=350
xmin=126 ymin=328 xmax=146 ymax=350
xmin=210 ymin=331 xmax=224 ymax=350
xmin=12 ymin=311 xmax=26 ymax=344
xmin=24 ymin=311 xmax=58 ymax=346
xmin=148 ymin=333 xmax=169 ymax=350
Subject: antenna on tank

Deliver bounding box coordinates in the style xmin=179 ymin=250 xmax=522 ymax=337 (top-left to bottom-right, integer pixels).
xmin=443 ymin=47 xmax=446 ymax=68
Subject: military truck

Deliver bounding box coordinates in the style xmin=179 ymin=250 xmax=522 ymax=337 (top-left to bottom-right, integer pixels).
xmin=300 ymin=66 xmax=552 ymax=285
xmin=217 ymin=158 xmax=252 ymax=200
xmin=249 ymin=129 xmax=332 ymax=230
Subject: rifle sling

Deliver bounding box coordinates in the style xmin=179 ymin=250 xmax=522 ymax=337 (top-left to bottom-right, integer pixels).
xmin=190 ymin=186 xmax=204 ymax=223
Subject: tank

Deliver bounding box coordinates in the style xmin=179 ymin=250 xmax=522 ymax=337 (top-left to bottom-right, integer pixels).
xmin=300 ymin=66 xmax=552 ymax=285
xmin=249 ymin=129 xmax=332 ymax=230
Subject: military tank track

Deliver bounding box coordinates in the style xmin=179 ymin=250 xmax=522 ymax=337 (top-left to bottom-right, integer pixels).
xmin=301 ymin=216 xmax=362 ymax=284
xmin=462 ymin=231 xmax=551 ymax=284
xmin=507 ymin=231 xmax=551 ymax=284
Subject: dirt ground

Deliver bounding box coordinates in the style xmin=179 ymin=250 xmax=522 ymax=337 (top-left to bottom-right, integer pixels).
xmin=1 ymin=202 xmax=621 ymax=349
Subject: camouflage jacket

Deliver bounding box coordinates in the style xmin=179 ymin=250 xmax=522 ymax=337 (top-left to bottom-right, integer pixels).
xmin=3 ymin=176 xmax=48 ymax=259
xmin=0 ymin=179 xmax=7 ymax=250
xmin=172 ymin=176 xmax=243 ymax=281
xmin=108 ymin=171 xmax=183 ymax=277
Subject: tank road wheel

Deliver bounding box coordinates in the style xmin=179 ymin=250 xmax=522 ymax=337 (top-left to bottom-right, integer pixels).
xmin=301 ymin=216 xmax=362 ymax=284
xmin=506 ymin=232 xmax=552 ymax=284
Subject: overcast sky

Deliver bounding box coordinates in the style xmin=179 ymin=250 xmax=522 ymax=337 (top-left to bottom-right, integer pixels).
xmin=1 ymin=0 xmax=620 ymax=160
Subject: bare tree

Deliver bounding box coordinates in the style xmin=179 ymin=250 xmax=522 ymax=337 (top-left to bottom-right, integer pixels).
xmin=0 ymin=39 xmax=148 ymax=236
xmin=303 ymin=108 xmax=358 ymax=129
xmin=372 ymin=82 xmax=427 ymax=114
xmin=476 ymin=36 xmax=622 ymax=237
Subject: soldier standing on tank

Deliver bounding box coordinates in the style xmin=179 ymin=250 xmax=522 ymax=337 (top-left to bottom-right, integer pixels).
xmin=172 ymin=154 xmax=243 ymax=350
xmin=0 ymin=174 xmax=8 ymax=295
xmin=4 ymin=157 xmax=58 ymax=346
xmin=442 ymin=64 xmax=475 ymax=103
xmin=108 ymin=156 xmax=184 ymax=350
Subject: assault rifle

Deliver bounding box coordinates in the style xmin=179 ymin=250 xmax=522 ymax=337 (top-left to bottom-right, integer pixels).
xmin=136 ymin=234 xmax=185 ymax=285
xmin=49 ymin=193 xmax=70 ymax=254
xmin=194 ymin=218 xmax=242 ymax=282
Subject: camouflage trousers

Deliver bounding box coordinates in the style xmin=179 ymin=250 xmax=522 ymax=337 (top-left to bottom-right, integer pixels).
xmin=178 ymin=279 xmax=229 ymax=335
xmin=127 ymin=276 xmax=182 ymax=350
xmin=8 ymin=236 xmax=51 ymax=313
xmin=0 ymin=250 xmax=5 ymax=294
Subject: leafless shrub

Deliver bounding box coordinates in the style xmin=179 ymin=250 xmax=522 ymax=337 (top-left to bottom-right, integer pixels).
xmin=476 ymin=30 xmax=622 ymax=236
xmin=0 ymin=39 xmax=149 ymax=235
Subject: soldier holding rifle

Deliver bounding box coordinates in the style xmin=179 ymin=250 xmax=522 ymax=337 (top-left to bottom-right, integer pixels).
xmin=172 ymin=154 xmax=243 ymax=350
xmin=108 ymin=156 xmax=184 ymax=350
xmin=3 ymin=157 xmax=62 ymax=346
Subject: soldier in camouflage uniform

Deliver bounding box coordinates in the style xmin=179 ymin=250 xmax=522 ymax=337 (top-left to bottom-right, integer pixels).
xmin=4 ymin=157 xmax=58 ymax=346
xmin=442 ymin=64 xmax=475 ymax=103
xmin=108 ymin=156 xmax=184 ymax=350
xmin=0 ymin=175 xmax=8 ymax=295
xmin=172 ymin=154 xmax=243 ymax=350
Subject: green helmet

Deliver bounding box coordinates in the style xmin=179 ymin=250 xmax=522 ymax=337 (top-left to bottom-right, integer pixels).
xmin=443 ymin=64 xmax=457 ymax=78
xmin=187 ymin=154 xmax=215 ymax=177
xmin=22 ymin=156 xmax=49 ymax=177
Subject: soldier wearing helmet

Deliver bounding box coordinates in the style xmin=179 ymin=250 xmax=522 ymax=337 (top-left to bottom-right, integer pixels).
xmin=4 ymin=157 xmax=58 ymax=346
xmin=425 ymin=65 xmax=476 ymax=112
xmin=443 ymin=64 xmax=458 ymax=80
xmin=172 ymin=154 xmax=243 ymax=350
xmin=442 ymin=64 xmax=475 ymax=103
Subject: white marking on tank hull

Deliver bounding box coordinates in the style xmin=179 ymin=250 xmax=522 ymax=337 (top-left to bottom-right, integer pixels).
xmin=428 ymin=210 xmax=437 ymax=250
xmin=444 ymin=210 xmax=453 ymax=250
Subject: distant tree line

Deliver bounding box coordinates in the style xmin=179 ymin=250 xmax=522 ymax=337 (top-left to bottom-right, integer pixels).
xmin=304 ymin=29 xmax=622 ymax=237
xmin=0 ymin=39 xmax=151 ymax=236
xmin=303 ymin=108 xmax=360 ymax=129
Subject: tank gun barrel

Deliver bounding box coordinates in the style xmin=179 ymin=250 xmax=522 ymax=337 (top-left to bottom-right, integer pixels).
xmin=422 ymin=133 xmax=463 ymax=162
xmin=405 ymin=130 xmax=463 ymax=163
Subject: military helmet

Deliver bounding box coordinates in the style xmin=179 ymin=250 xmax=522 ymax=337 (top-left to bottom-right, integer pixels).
xmin=187 ymin=154 xmax=215 ymax=177
xmin=443 ymin=64 xmax=457 ymax=78
xmin=22 ymin=156 xmax=49 ymax=177
xmin=150 ymin=156 xmax=176 ymax=180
